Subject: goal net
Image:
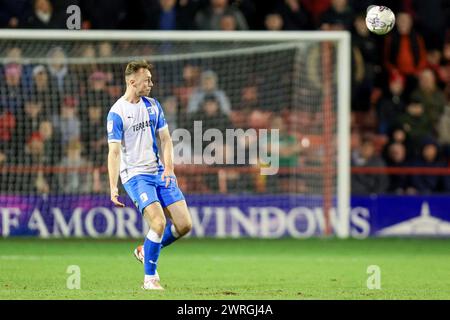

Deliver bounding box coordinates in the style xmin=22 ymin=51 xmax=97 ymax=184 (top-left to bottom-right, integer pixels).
xmin=0 ymin=30 xmax=350 ymax=238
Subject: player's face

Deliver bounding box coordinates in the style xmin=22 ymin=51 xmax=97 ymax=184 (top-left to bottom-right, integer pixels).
xmin=134 ymin=68 xmax=153 ymax=96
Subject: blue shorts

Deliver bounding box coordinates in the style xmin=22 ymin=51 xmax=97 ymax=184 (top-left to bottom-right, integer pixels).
xmin=123 ymin=173 xmax=185 ymax=214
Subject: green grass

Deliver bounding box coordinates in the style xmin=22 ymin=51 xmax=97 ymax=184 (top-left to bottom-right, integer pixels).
xmin=0 ymin=238 xmax=449 ymax=300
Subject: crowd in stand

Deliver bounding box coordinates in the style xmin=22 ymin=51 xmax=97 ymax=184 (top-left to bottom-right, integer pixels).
xmin=0 ymin=0 xmax=449 ymax=195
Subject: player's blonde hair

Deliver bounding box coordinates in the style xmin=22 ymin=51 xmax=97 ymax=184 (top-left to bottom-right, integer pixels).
xmin=124 ymin=60 xmax=152 ymax=78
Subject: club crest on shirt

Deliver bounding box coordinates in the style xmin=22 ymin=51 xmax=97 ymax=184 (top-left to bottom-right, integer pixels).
xmin=140 ymin=192 xmax=148 ymax=202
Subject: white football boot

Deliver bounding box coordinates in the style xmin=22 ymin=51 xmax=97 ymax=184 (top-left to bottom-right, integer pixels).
xmin=142 ymin=275 xmax=164 ymax=290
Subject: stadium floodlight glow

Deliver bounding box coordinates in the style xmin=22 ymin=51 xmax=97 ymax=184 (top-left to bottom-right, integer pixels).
xmin=0 ymin=30 xmax=350 ymax=238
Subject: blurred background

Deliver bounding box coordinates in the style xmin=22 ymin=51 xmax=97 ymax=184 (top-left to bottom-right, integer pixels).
xmin=0 ymin=0 xmax=449 ymax=238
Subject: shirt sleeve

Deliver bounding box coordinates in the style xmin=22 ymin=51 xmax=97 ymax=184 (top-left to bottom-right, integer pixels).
xmin=106 ymin=111 xmax=123 ymax=142
xmin=155 ymin=100 xmax=168 ymax=132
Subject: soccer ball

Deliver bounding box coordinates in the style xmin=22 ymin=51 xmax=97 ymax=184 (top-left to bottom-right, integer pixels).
xmin=365 ymin=5 xmax=396 ymax=35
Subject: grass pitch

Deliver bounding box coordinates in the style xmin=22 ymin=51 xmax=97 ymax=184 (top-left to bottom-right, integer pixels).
xmin=0 ymin=238 xmax=449 ymax=300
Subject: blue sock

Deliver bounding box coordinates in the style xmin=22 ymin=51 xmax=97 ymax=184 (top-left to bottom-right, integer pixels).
xmin=161 ymin=221 xmax=180 ymax=249
xmin=143 ymin=229 xmax=162 ymax=276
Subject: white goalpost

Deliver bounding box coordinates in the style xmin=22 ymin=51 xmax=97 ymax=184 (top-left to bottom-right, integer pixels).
xmin=0 ymin=30 xmax=351 ymax=238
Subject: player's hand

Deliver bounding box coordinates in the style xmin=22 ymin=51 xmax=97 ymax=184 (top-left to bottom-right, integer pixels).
xmin=110 ymin=188 xmax=125 ymax=207
xmin=161 ymin=169 xmax=177 ymax=188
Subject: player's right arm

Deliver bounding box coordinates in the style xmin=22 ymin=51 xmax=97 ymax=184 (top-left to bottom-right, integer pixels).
xmin=106 ymin=111 xmax=125 ymax=207
xmin=108 ymin=142 xmax=124 ymax=207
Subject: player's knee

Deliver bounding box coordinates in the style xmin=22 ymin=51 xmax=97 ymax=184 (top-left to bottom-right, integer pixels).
xmin=178 ymin=218 xmax=192 ymax=236
xmin=144 ymin=204 xmax=166 ymax=235
xmin=152 ymin=220 xmax=166 ymax=236
xmin=150 ymin=215 xmax=166 ymax=235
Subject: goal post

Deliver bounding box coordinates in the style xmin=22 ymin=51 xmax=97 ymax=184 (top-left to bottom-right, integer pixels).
xmin=0 ymin=30 xmax=351 ymax=238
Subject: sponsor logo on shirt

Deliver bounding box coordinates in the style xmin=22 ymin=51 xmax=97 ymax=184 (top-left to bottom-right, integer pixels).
xmin=132 ymin=120 xmax=151 ymax=132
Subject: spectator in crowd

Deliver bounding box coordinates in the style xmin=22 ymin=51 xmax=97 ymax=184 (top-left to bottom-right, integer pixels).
xmin=0 ymin=0 xmax=29 ymax=28
xmin=274 ymin=113 xmax=301 ymax=169
xmin=202 ymin=141 xmax=226 ymax=193
xmin=239 ymin=84 xmax=259 ymax=111
xmin=3 ymin=46 xmax=23 ymax=65
xmin=80 ymin=104 xmax=107 ymax=193
xmin=195 ymin=0 xmax=249 ymax=30
xmin=350 ymin=127 xmax=362 ymax=152
xmin=351 ymin=136 xmax=389 ymax=195
xmin=14 ymin=98 xmax=45 ymax=155
xmin=275 ymin=0 xmax=311 ymax=30
xmin=266 ymin=115 xmax=301 ymax=193
xmin=384 ymin=142 xmax=413 ymax=194
xmin=0 ymin=63 xmax=25 ymax=113
xmin=2 ymin=46 xmax=34 ymax=90
xmin=200 ymin=141 xmax=254 ymax=194
xmin=141 ymin=0 xmax=196 ymax=30
xmin=31 ymin=64 xmax=59 ymax=116
xmin=173 ymin=63 xmax=201 ymax=109
xmin=426 ymin=49 xmax=447 ymax=88
xmin=0 ymin=150 xmax=7 ymax=191
xmin=437 ymin=103 xmax=450 ymax=159
xmin=305 ymin=20 xmax=346 ymax=94
xmin=188 ymin=94 xmax=236 ymax=193
xmin=98 ymin=41 xmax=113 ymax=59
xmin=443 ymin=41 xmax=450 ymax=101
xmin=412 ymin=0 xmax=447 ymax=50
xmin=46 ymin=46 xmax=78 ymax=95
xmin=377 ymin=71 xmax=407 ymax=134
xmin=71 ymin=44 xmax=98 ymax=86
xmin=37 ymin=119 xmax=61 ymax=191
xmin=351 ymin=13 xmax=379 ymax=112
xmin=17 ymin=133 xmax=50 ymax=194
xmin=188 ymin=94 xmax=232 ymax=137
xmin=82 ymin=71 xmax=112 ymax=121
xmin=58 ymin=140 xmax=91 ymax=194
xmin=224 ymin=142 xmax=256 ymax=194
xmin=0 ymin=106 xmax=16 ymax=165
xmin=232 ymin=0 xmax=257 ymax=29
xmin=396 ymin=98 xmax=434 ymax=157
xmin=410 ymin=139 xmax=450 ymax=193
xmin=50 ymin=0 xmax=81 ymax=18
xmin=23 ymin=0 xmax=66 ymax=29
xmin=187 ymin=70 xmax=231 ymax=115
xmin=320 ymin=0 xmax=354 ymax=31
xmin=157 ymin=0 xmax=178 ymax=30
xmin=301 ymin=0 xmax=331 ymax=27
xmin=410 ymin=69 xmax=447 ymax=126
xmin=382 ymin=126 xmax=415 ymax=161
xmin=220 ymin=13 xmax=238 ymax=31
xmin=264 ymin=12 xmax=284 ymax=31
xmin=80 ymin=0 xmax=128 ymax=29
xmin=366 ymin=0 xmax=408 ymax=14
xmin=52 ymin=95 xmax=81 ymax=145
xmin=231 ymin=84 xmax=260 ymax=128
xmin=39 ymin=119 xmax=61 ymax=166
xmin=96 ymin=41 xmax=123 ymax=94
xmin=384 ymin=12 xmax=428 ymax=96
xmin=81 ymin=104 xmax=107 ymax=165
xmin=161 ymin=96 xmax=179 ymax=133
xmin=348 ymin=0 xmax=379 ymax=14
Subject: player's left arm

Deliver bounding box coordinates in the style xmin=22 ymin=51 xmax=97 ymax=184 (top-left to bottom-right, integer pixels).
xmin=159 ymin=127 xmax=176 ymax=187
xmin=155 ymin=99 xmax=175 ymax=187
